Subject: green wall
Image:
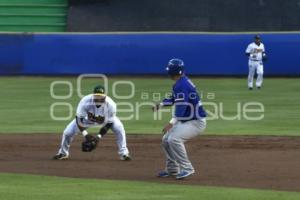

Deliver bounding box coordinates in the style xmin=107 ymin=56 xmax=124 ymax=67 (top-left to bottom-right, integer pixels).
xmin=0 ymin=0 xmax=67 ymax=32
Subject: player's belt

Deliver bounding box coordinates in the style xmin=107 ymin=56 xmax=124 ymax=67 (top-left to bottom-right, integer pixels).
xmin=180 ymin=118 xmax=202 ymax=123
xmin=180 ymin=119 xmax=193 ymax=123
xmin=250 ymin=59 xmax=261 ymax=62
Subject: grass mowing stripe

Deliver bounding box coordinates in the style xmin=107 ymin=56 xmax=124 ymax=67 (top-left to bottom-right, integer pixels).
xmin=0 ymin=173 xmax=300 ymax=200
xmin=0 ymin=77 xmax=299 ymax=135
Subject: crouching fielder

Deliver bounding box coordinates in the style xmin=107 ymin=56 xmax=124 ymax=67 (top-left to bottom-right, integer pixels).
xmin=53 ymin=85 xmax=130 ymax=161
xmin=153 ymin=58 xmax=207 ymax=180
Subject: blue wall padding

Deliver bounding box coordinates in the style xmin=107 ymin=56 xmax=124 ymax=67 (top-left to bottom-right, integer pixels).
xmin=0 ymin=33 xmax=299 ymax=75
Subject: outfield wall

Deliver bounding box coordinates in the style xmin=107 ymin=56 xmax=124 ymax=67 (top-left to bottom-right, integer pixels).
xmin=0 ymin=33 xmax=299 ymax=75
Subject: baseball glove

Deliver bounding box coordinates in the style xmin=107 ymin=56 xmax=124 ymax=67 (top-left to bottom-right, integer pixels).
xmin=262 ymin=53 xmax=267 ymax=61
xmin=81 ymin=135 xmax=99 ymax=152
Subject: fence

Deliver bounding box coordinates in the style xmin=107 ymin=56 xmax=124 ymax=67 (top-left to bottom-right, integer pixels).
xmin=0 ymin=32 xmax=299 ymax=75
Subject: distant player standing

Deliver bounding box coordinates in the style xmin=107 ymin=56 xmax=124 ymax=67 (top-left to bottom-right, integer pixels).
xmin=245 ymin=35 xmax=267 ymax=90
xmin=53 ymin=85 xmax=131 ymax=161
xmin=152 ymin=58 xmax=207 ymax=180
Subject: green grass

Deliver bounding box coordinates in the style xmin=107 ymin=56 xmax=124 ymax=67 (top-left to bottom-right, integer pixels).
xmin=0 ymin=173 xmax=299 ymax=200
xmin=0 ymin=76 xmax=299 ymax=135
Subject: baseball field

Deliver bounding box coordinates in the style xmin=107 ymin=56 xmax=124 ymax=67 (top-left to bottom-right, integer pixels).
xmin=0 ymin=76 xmax=300 ymax=200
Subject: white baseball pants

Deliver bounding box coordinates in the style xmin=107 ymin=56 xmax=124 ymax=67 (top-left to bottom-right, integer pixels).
xmin=248 ymin=60 xmax=264 ymax=88
xmin=57 ymin=117 xmax=129 ymax=157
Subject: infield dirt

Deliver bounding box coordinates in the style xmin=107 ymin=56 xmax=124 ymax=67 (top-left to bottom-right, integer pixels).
xmin=0 ymin=134 xmax=299 ymax=192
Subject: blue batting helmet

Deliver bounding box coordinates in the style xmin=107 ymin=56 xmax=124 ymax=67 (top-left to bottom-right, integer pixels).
xmin=166 ymin=58 xmax=184 ymax=75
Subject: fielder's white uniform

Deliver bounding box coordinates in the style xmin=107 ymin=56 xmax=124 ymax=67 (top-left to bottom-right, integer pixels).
xmin=57 ymin=94 xmax=129 ymax=158
xmin=245 ymin=42 xmax=266 ymax=88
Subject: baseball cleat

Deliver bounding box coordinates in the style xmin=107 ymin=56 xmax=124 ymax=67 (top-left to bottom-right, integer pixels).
xmin=52 ymin=153 xmax=69 ymax=160
xmin=157 ymin=171 xmax=178 ymax=178
xmin=176 ymin=171 xmax=194 ymax=180
xmin=248 ymin=87 xmax=253 ymax=90
xmin=120 ymin=154 xmax=131 ymax=161
xmin=257 ymin=86 xmax=261 ymax=89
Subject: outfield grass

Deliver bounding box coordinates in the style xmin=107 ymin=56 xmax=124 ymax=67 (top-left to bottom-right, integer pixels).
xmin=0 ymin=76 xmax=299 ymax=135
xmin=0 ymin=173 xmax=299 ymax=200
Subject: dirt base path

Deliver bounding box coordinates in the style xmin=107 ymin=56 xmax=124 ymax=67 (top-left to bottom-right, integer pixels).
xmin=0 ymin=134 xmax=300 ymax=192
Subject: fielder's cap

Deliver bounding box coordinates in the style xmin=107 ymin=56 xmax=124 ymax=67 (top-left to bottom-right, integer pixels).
xmin=254 ymin=35 xmax=261 ymax=39
xmin=166 ymin=58 xmax=184 ymax=76
xmin=93 ymin=85 xmax=106 ymax=96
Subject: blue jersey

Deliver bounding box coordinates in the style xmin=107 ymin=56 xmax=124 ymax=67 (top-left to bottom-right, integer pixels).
xmin=162 ymin=75 xmax=207 ymax=121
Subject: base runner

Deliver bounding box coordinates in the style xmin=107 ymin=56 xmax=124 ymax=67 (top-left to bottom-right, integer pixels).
xmin=153 ymin=58 xmax=207 ymax=180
